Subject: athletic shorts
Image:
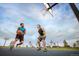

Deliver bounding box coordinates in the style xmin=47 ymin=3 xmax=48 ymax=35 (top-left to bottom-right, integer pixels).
xmin=38 ymin=36 xmax=46 ymax=41
xmin=15 ymin=34 xmax=24 ymax=42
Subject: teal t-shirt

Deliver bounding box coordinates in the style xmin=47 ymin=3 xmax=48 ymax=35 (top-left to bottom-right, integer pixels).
xmin=18 ymin=27 xmax=26 ymax=33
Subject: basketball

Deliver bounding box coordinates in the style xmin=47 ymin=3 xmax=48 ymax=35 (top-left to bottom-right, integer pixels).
xmin=17 ymin=30 xmax=22 ymax=35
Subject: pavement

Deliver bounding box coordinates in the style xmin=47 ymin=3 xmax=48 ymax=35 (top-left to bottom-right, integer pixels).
xmin=0 ymin=48 xmax=79 ymax=56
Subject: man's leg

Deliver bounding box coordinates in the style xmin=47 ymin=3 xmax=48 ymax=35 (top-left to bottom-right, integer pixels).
xmin=14 ymin=34 xmax=19 ymax=46
xmin=14 ymin=39 xmax=18 ymax=45
xmin=37 ymin=37 xmax=41 ymax=50
xmin=10 ymin=39 xmax=18 ymax=47
xmin=10 ymin=39 xmax=18 ymax=50
xmin=16 ymin=35 xmax=24 ymax=47
xmin=16 ymin=41 xmax=23 ymax=47
xmin=42 ymin=39 xmax=46 ymax=49
xmin=37 ymin=39 xmax=41 ymax=48
xmin=42 ymin=37 xmax=47 ymax=52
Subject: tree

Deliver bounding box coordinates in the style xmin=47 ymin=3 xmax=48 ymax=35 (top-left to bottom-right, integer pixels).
xmin=63 ymin=40 xmax=70 ymax=47
xmin=75 ymin=40 xmax=79 ymax=47
xmin=73 ymin=43 xmax=76 ymax=47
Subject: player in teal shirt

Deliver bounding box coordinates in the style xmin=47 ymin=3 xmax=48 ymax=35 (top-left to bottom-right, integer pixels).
xmin=10 ymin=23 xmax=26 ymax=48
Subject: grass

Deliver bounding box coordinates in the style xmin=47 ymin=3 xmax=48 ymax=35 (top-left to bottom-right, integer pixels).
xmin=0 ymin=46 xmax=79 ymax=51
xmin=47 ymin=47 xmax=79 ymax=51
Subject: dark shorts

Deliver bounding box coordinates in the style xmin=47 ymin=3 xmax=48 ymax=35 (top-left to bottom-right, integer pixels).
xmin=15 ymin=34 xmax=24 ymax=42
xmin=38 ymin=36 xmax=46 ymax=41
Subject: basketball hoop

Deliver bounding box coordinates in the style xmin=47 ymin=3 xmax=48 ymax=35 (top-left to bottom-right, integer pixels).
xmin=41 ymin=3 xmax=53 ymax=17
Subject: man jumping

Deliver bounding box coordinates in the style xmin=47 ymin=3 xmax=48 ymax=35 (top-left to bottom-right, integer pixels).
xmin=10 ymin=23 xmax=26 ymax=49
xmin=37 ymin=24 xmax=47 ymax=52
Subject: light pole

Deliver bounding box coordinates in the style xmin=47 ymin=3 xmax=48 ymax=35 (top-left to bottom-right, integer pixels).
xmin=3 ymin=37 xmax=9 ymax=46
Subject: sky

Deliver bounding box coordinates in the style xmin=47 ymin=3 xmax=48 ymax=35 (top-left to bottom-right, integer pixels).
xmin=0 ymin=3 xmax=79 ymax=47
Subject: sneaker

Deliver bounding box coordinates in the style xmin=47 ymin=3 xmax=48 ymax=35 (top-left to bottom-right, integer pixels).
xmin=37 ymin=48 xmax=41 ymax=51
xmin=16 ymin=44 xmax=18 ymax=47
xmin=10 ymin=44 xmax=14 ymax=51
xmin=43 ymin=48 xmax=47 ymax=52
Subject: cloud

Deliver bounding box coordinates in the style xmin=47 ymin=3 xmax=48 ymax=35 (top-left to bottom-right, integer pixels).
xmin=0 ymin=3 xmax=79 ymax=46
